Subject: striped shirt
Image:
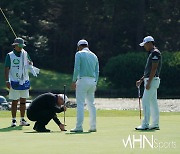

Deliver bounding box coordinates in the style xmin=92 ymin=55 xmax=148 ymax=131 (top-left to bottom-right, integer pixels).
xmin=72 ymin=48 xmax=99 ymax=82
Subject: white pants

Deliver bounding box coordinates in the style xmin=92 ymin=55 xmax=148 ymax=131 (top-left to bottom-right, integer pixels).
xmin=75 ymin=77 xmax=97 ymax=130
xmin=142 ymin=77 xmax=160 ymax=127
xmin=9 ymin=88 xmax=29 ymax=100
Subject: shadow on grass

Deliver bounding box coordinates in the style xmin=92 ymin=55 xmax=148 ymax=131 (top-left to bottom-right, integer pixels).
xmin=65 ymin=132 xmax=91 ymax=135
xmin=24 ymin=131 xmax=51 ymax=133
xmin=133 ymin=129 xmax=156 ymax=133
xmin=0 ymin=126 xmax=23 ymax=132
xmin=24 ymin=130 xmax=63 ymax=133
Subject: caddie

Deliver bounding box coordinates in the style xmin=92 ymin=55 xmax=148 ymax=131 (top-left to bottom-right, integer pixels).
xmin=5 ymin=37 xmax=39 ymax=127
xmin=136 ymin=36 xmax=162 ymax=130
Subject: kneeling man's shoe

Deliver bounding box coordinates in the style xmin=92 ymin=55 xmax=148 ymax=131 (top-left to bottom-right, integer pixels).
xmin=135 ymin=125 xmax=149 ymax=130
xmin=36 ymin=126 xmax=51 ymax=132
xmin=33 ymin=122 xmax=38 ymax=131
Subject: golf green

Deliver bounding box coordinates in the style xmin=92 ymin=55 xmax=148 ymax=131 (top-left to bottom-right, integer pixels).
xmin=0 ymin=110 xmax=179 ymax=154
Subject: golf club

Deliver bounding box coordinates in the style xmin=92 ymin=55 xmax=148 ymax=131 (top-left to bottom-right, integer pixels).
xmin=0 ymin=7 xmax=17 ymax=38
xmin=138 ymin=86 xmax=142 ymax=120
xmin=63 ymin=85 xmax=67 ymax=130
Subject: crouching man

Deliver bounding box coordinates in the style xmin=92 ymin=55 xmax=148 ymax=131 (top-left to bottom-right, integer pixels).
xmin=27 ymin=93 xmax=68 ymax=132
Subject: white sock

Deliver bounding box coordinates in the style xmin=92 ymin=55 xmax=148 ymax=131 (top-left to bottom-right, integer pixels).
xmin=12 ymin=118 xmax=16 ymax=121
xmin=21 ymin=117 xmax=24 ymax=121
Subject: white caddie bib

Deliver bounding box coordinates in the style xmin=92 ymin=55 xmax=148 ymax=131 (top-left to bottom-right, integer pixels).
xmin=8 ymin=51 xmax=29 ymax=82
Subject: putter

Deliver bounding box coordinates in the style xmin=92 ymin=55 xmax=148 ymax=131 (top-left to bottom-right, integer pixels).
xmin=0 ymin=7 xmax=17 ymax=38
xmin=63 ymin=85 xmax=67 ymax=131
xmin=138 ymin=86 xmax=142 ymax=120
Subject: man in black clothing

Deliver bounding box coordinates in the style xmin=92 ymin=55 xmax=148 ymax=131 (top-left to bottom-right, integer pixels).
xmin=27 ymin=93 xmax=68 ymax=132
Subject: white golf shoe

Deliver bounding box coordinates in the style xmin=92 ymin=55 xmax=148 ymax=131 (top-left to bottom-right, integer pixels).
xmin=135 ymin=125 xmax=149 ymax=130
xmin=11 ymin=119 xmax=17 ymax=127
xmin=70 ymin=128 xmax=83 ymax=133
xmin=148 ymin=125 xmax=160 ymax=130
xmin=20 ymin=119 xmax=30 ymax=126
xmin=88 ymin=129 xmax=97 ymax=132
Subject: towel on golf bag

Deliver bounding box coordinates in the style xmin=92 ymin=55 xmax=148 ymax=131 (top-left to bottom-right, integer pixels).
xmin=18 ymin=49 xmax=29 ymax=85
xmin=28 ymin=65 xmax=40 ymax=77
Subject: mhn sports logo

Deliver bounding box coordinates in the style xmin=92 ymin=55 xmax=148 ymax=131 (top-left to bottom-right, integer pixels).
xmin=122 ymin=135 xmax=176 ymax=150
xmin=13 ymin=59 xmax=20 ymax=64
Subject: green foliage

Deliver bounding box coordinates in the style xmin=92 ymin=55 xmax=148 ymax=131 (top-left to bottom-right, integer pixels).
xmin=160 ymin=52 xmax=180 ymax=94
xmin=29 ymin=69 xmax=72 ymax=91
xmin=0 ymin=63 xmax=109 ymax=92
xmin=0 ymin=63 xmax=6 ymax=89
xmin=0 ymin=0 xmax=179 ymax=73
xmin=104 ymin=52 xmax=146 ymax=88
xmin=104 ymin=51 xmax=180 ymax=97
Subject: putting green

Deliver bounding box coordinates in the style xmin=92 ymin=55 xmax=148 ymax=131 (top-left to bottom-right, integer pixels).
xmin=0 ymin=110 xmax=179 ymax=154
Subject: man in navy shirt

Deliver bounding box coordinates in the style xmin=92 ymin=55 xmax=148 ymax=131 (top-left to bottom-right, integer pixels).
xmin=136 ymin=36 xmax=162 ymax=130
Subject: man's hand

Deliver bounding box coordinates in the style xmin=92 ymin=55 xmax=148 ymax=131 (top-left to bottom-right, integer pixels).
xmin=71 ymin=82 xmax=76 ymax=90
xmin=59 ymin=123 xmax=67 ymax=131
xmin=6 ymin=81 xmax=10 ymax=89
xmin=136 ymin=80 xmax=143 ymax=87
xmin=146 ymin=81 xmax=151 ymax=90
xmin=28 ymin=60 xmax=33 ymax=65
xmin=63 ymin=106 xmax=67 ymax=111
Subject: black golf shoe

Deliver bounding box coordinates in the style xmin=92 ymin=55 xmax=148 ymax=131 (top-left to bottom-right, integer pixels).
xmin=35 ymin=125 xmax=51 ymax=132
xmin=33 ymin=122 xmax=38 ymax=131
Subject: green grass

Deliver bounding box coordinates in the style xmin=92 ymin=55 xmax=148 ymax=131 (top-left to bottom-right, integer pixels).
xmin=0 ymin=63 xmax=109 ymax=91
xmin=0 ymin=110 xmax=180 ymax=154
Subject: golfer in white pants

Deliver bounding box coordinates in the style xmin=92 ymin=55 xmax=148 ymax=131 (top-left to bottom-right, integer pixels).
xmin=71 ymin=39 xmax=99 ymax=133
xmin=136 ymin=36 xmax=162 ymax=130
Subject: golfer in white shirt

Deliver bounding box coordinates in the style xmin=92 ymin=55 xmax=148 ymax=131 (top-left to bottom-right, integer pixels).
xmin=71 ymin=39 xmax=99 ymax=133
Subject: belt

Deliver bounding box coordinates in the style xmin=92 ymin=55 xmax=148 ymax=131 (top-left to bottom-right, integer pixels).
xmin=144 ymin=77 xmax=160 ymax=80
xmin=145 ymin=75 xmax=159 ymax=78
xmin=79 ymin=77 xmax=95 ymax=79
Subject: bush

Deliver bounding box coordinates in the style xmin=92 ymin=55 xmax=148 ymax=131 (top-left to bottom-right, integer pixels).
xmin=103 ymin=51 xmax=180 ymax=97
xmin=104 ymin=52 xmax=146 ymax=88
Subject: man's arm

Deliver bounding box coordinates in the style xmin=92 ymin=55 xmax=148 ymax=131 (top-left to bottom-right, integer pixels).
xmin=72 ymin=53 xmax=80 ymax=82
xmin=4 ymin=54 xmax=11 ymax=89
xmin=54 ymin=106 xmax=65 ymax=113
xmin=5 ymin=67 xmax=10 ymax=89
xmin=146 ymin=62 xmax=158 ymax=89
xmin=53 ymin=114 xmax=66 ymax=131
xmin=72 ymin=53 xmax=80 ymax=89
xmin=136 ymin=76 xmax=144 ymax=87
xmin=53 ymin=114 xmax=62 ymax=125
xmin=27 ymin=53 xmax=33 ymax=65
xmin=95 ymin=59 xmax=99 ymax=82
xmin=146 ymin=51 xmax=160 ymax=90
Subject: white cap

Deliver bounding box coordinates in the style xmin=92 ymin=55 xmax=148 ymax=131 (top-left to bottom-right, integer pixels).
xmin=58 ymin=94 xmax=68 ymax=104
xmin=77 ymin=39 xmax=88 ymax=46
xmin=139 ymin=36 xmax=154 ymax=46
